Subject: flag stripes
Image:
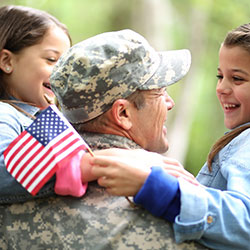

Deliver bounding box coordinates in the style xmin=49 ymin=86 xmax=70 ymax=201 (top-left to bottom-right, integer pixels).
xmin=4 ymin=105 xmax=89 ymax=195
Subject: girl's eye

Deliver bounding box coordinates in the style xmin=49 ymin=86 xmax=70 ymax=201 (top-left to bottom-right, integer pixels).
xmin=47 ymin=57 xmax=57 ymax=63
xmin=216 ymin=74 xmax=223 ymax=80
xmin=233 ymin=76 xmax=244 ymax=81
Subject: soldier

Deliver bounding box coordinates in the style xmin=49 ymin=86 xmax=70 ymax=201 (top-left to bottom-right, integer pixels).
xmin=51 ymin=29 xmax=190 ymax=156
xmin=0 ymin=31 xmax=205 ymax=250
xmin=25 ymin=29 xmax=205 ymax=249
xmin=73 ymin=25 xmax=250 ymax=249
xmin=50 ymin=29 xmax=196 ymax=188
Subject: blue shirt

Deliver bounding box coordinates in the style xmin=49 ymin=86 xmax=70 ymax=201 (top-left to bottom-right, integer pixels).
xmin=0 ymin=101 xmax=55 ymax=204
xmin=134 ymin=125 xmax=250 ymax=250
xmin=134 ymin=166 xmax=180 ymax=222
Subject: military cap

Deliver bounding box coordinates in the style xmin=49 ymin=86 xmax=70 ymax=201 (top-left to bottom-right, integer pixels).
xmin=50 ymin=29 xmax=191 ymax=124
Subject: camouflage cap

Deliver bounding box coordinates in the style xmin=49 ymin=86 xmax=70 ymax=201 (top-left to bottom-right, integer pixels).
xmin=50 ymin=29 xmax=191 ymax=124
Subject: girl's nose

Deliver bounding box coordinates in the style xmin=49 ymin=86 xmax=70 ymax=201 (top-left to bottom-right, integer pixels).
xmin=216 ymin=78 xmax=232 ymax=95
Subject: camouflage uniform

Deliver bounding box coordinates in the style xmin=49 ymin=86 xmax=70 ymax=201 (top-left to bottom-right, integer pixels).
xmin=0 ymin=132 xmax=208 ymax=249
xmin=79 ymin=132 xmax=141 ymax=150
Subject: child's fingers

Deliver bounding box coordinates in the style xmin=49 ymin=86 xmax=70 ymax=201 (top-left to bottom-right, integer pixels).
xmin=165 ymin=169 xmax=199 ymax=185
xmin=91 ymin=155 xmax=118 ymax=167
xmin=91 ymin=165 xmax=109 ymax=177
xmin=97 ymin=175 xmax=111 ymax=187
xmin=163 ymin=165 xmax=195 ymax=178
xmin=162 ymin=157 xmax=183 ymax=168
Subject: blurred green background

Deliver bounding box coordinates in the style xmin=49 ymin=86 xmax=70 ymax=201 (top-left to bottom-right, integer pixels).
xmin=1 ymin=0 xmax=250 ymax=175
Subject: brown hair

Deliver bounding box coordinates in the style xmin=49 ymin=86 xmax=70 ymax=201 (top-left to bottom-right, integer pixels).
xmin=0 ymin=5 xmax=71 ymax=102
xmin=207 ymin=124 xmax=250 ymax=170
xmin=207 ymin=23 xmax=250 ymax=170
xmin=223 ymin=23 xmax=250 ymax=52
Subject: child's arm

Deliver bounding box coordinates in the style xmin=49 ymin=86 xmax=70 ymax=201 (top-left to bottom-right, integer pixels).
xmin=55 ymin=151 xmax=96 ymax=197
xmin=89 ymin=148 xmax=198 ymax=196
xmin=80 ymin=152 xmax=97 ymax=183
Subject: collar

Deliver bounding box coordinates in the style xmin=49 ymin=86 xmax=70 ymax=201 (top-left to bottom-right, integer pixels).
xmin=9 ymin=96 xmax=41 ymax=117
xmin=79 ymin=132 xmax=142 ymax=150
xmin=16 ymin=102 xmax=40 ymax=117
xmin=225 ymin=121 xmax=250 ymax=134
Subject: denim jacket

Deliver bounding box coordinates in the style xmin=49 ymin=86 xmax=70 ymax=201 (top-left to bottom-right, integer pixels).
xmin=0 ymin=101 xmax=55 ymax=204
xmin=174 ymin=125 xmax=250 ymax=249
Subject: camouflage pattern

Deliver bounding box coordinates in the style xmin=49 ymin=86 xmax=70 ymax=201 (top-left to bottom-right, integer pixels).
xmin=0 ymin=133 xmax=209 ymax=250
xmin=50 ymin=29 xmax=191 ymax=124
xmin=79 ymin=132 xmax=141 ymax=151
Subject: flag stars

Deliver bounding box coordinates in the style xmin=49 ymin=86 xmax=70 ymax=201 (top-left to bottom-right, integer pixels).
xmin=26 ymin=106 xmax=69 ymax=146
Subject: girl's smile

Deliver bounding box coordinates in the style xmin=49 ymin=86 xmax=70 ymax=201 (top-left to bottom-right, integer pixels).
xmin=217 ymin=45 xmax=250 ymax=129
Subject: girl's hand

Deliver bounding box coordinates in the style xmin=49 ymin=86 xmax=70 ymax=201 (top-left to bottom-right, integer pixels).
xmin=80 ymin=152 xmax=98 ymax=183
xmin=91 ymin=155 xmax=150 ymax=196
xmin=90 ymin=148 xmax=199 ymax=196
xmin=161 ymin=157 xmax=199 ymax=186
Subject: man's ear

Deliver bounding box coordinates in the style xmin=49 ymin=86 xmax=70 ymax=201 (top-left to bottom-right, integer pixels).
xmin=0 ymin=49 xmax=14 ymax=74
xmin=111 ymin=99 xmax=133 ymax=130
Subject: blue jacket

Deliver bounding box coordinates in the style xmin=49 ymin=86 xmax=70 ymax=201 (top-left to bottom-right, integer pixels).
xmin=134 ymin=125 xmax=250 ymax=250
xmin=0 ymin=101 xmax=55 ymax=204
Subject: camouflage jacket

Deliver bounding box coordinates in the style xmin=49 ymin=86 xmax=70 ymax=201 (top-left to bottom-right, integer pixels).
xmin=0 ymin=132 xmax=209 ymax=250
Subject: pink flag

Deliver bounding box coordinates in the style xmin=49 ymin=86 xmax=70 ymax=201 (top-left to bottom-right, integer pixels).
xmin=4 ymin=105 xmax=89 ymax=196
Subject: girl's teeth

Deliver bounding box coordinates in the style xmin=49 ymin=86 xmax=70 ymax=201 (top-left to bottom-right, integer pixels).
xmin=224 ymin=104 xmax=237 ymax=109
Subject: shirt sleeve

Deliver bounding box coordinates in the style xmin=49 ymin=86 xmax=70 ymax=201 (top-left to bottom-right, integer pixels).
xmin=173 ymin=129 xmax=250 ymax=250
xmin=174 ymin=178 xmax=250 ymax=249
xmin=133 ymin=166 xmax=180 ymax=222
xmin=55 ymin=150 xmax=88 ymax=197
xmin=0 ymin=103 xmax=55 ymax=204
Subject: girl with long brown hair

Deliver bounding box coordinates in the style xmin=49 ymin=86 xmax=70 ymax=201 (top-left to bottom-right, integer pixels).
xmin=0 ymin=5 xmax=71 ymax=203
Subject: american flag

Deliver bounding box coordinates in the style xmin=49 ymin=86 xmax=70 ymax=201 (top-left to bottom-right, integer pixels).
xmin=4 ymin=105 xmax=91 ymax=196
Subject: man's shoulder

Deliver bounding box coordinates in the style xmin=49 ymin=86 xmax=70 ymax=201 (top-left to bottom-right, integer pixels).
xmin=79 ymin=132 xmax=141 ymax=150
xmin=0 ymin=182 xmax=207 ymax=249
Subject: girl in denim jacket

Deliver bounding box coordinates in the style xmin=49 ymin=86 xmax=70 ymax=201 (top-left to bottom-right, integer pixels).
xmin=0 ymin=5 xmax=80 ymax=204
xmin=91 ymin=23 xmax=250 ymax=250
